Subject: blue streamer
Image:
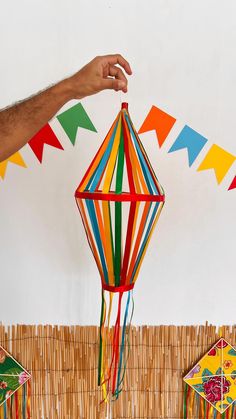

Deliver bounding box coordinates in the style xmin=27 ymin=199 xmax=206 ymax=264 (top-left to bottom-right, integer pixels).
xmin=3 ymin=400 xmax=7 ymax=419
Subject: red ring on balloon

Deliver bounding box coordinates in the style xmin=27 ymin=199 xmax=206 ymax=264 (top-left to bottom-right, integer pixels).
xmin=102 ymin=283 xmax=134 ymax=293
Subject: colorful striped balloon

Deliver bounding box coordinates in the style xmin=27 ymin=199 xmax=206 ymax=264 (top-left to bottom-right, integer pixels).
xmin=75 ymin=103 xmax=165 ymax=401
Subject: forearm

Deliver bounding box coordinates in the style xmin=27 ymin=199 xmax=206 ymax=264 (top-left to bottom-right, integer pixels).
xmin=0 ymin=54 xmax=131 ymax=162
xmin=0 ymin=79 xmax=73 ymax=162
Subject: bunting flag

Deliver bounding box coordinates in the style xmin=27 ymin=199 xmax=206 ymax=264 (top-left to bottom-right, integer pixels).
xmin=168 ymin=125 xmax=208 ymax=166
xmin=0 ymin=346 xmax=31 ymax=417
xmin=75 ymin=103 xmax=165 ymax=402
xmin=228 ymin=176 xmax=236 ymax=191
xmin=0 ymin=102 xmax=235 ymax=191
xmin=0 ymin=152 xmax=26 ymax=180
xmin=28 ymin=123 xmax=64 ymax=163
xmin=57 ymin=103 xmax=97 ymax=145
xmin=197 ymin=144 xmax=236 ymax=184
xmin=138 ymin=105 xmax=176 ymax=147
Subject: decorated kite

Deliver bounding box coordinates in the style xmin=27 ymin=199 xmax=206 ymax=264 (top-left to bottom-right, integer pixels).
xmin=184 ymin=338 xmax=236 ymax=417
xmin=0 ymin=345 xmax=31 ymax=417
xmin=75 ymin=103 xmax=165 ymax=401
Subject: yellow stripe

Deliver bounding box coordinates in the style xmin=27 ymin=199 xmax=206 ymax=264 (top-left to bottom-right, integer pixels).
xmin=103 ymin=115 xmax=122 ymax=193
xmin=95 ymin=201 xmax=114 ymax=284
xmin=78 ymin=115 xmax=119 ymax=192
xmin=123 ymin=114 xmax=148 ymax=194
xmin=102 ymin=201 xmax=114 ymax=285
xmin=77 ymin=199 xmax=104 ymax=282
xmin=133 ymin=202 xmax=164 ymax=283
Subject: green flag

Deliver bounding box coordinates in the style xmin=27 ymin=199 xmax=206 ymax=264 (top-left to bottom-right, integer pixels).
xmin=57 ymin=103 xmax=97 ymax=145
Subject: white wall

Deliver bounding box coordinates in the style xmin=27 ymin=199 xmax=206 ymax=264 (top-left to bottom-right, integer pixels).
xmin=0 ymin=0 xmax=235 ymax=325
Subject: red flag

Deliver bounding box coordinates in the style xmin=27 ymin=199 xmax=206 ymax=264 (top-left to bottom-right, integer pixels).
xmin=28 ymin=124 xmax=63 ymax=163
xmin=228 ymin=176 xmax=236 ymax=191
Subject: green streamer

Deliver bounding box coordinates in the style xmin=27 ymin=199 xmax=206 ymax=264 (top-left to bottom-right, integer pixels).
xmin=183 ymin=383 xmax=188 ymax=419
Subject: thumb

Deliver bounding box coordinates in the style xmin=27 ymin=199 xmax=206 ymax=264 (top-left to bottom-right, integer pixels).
xmin=102 ymin=78 xmax=127 ymax=92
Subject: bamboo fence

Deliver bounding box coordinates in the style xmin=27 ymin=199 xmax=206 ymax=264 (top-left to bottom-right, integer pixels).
xmin=0 ymin=324 xmax=235 ymax=419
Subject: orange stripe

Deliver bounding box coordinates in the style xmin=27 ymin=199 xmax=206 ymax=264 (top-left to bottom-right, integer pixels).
xmin=101 ymin=201 xmax=115 ymax=286
xmin=78 ymin=115 xmax=119 ymax=192
xmin=103 ymin=115 xmax=121 ymax=193
xmin=126 ymin=121 xmax=149 ymax=194
xmin=94 ymin=201 xmax=114 ymax=283
xmin=126 ymin=202 xmax=151 ymax=283
xmin=129 ymin=115 xmax=164 ymax=194
xmin=133 ymin=202 xmax=164 ymax=283
xmin=76 ymin=199 xmax=104 ymax=282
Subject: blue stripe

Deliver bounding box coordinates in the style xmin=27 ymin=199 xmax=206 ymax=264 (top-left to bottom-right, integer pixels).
xmin=130 ymin=202 xmax=159 ymax=282
xmin=125 ymin=115 xmax=158 ymax=194
xmin=89 ymin=120 xmax=119 ymax=192
xmin=85 ymin=200 xmax=108 ymax=283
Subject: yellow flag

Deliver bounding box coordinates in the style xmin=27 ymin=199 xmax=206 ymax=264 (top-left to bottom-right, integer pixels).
xmin=0 ymin=152 xmax=27 ymax=180
xmin=197 ymin=144 xmax=236 ymax=184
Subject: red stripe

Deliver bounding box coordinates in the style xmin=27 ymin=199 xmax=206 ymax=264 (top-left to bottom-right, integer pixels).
xmin=75 ymin=190 xmax=165 ymax=202
xmin=121 ymin=202 xmax=136 ymax=285
xmin=77 ymin=116 xmax=119 ymax=191
xmin=102 ymin=283 xmax=134 ymax=293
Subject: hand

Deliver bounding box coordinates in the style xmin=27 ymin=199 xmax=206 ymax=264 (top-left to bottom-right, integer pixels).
xmin=66 ymin=54 xmax=132 ymax=99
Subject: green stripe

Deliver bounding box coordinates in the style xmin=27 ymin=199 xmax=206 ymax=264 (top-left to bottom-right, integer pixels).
xmin=114 ymin=127 xmax=124 ymax=286
xmin=204 ymin=399 xmax=207 ymax=418
xmin=108 ymin=202 xmax=115 ymax=277
xmin=183 ymin=383 xmax=188 ymax=419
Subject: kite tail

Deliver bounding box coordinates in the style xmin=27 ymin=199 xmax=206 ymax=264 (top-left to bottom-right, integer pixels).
xmin=0 ymin=380 xmax=31 ymax=419
xmin=98 ymin=288 xmax=134 ymax=403
xmin=183 ymin=383 xmax=236 ymax=418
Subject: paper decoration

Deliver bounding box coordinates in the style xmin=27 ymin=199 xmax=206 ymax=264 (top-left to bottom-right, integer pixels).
xmin=197 ymin=144 xmax=236 ymax=184
xmin=57 ymin=102 xmax=97 ymax=145
xmin=168 ymin=125 xmax=208 ymax=166
xmin=0 ymin=151 xmax=26 ymax=180
xmin=228 ymin=176 xmax=236 ymax=191
xmin=1 ymin=103 xmax=235 ymax=192
xmin=28 ymin=123 xmax=64 ymax=163
xmin=138 ymin=105 xmax=176 ymax=147
xmin=0 ymin=346 xmax=31 ymax=415
xmin=183 ymin=338 xmax=236 ymax=415
xmin=75 ymin=103 xmax=165 ymax=402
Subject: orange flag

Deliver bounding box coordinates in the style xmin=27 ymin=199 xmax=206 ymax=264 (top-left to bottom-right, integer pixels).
xmin=138 ymin=105 xmax=176 ymax=147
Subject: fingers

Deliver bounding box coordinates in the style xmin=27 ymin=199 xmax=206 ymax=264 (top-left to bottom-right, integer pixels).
xmin=102 ymin=54 xmax=132 ymax=75
xmin=109 ymin=65 xmax=128 ymax=92
xmin=101 ymin=78 xmax=126 ymax=92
